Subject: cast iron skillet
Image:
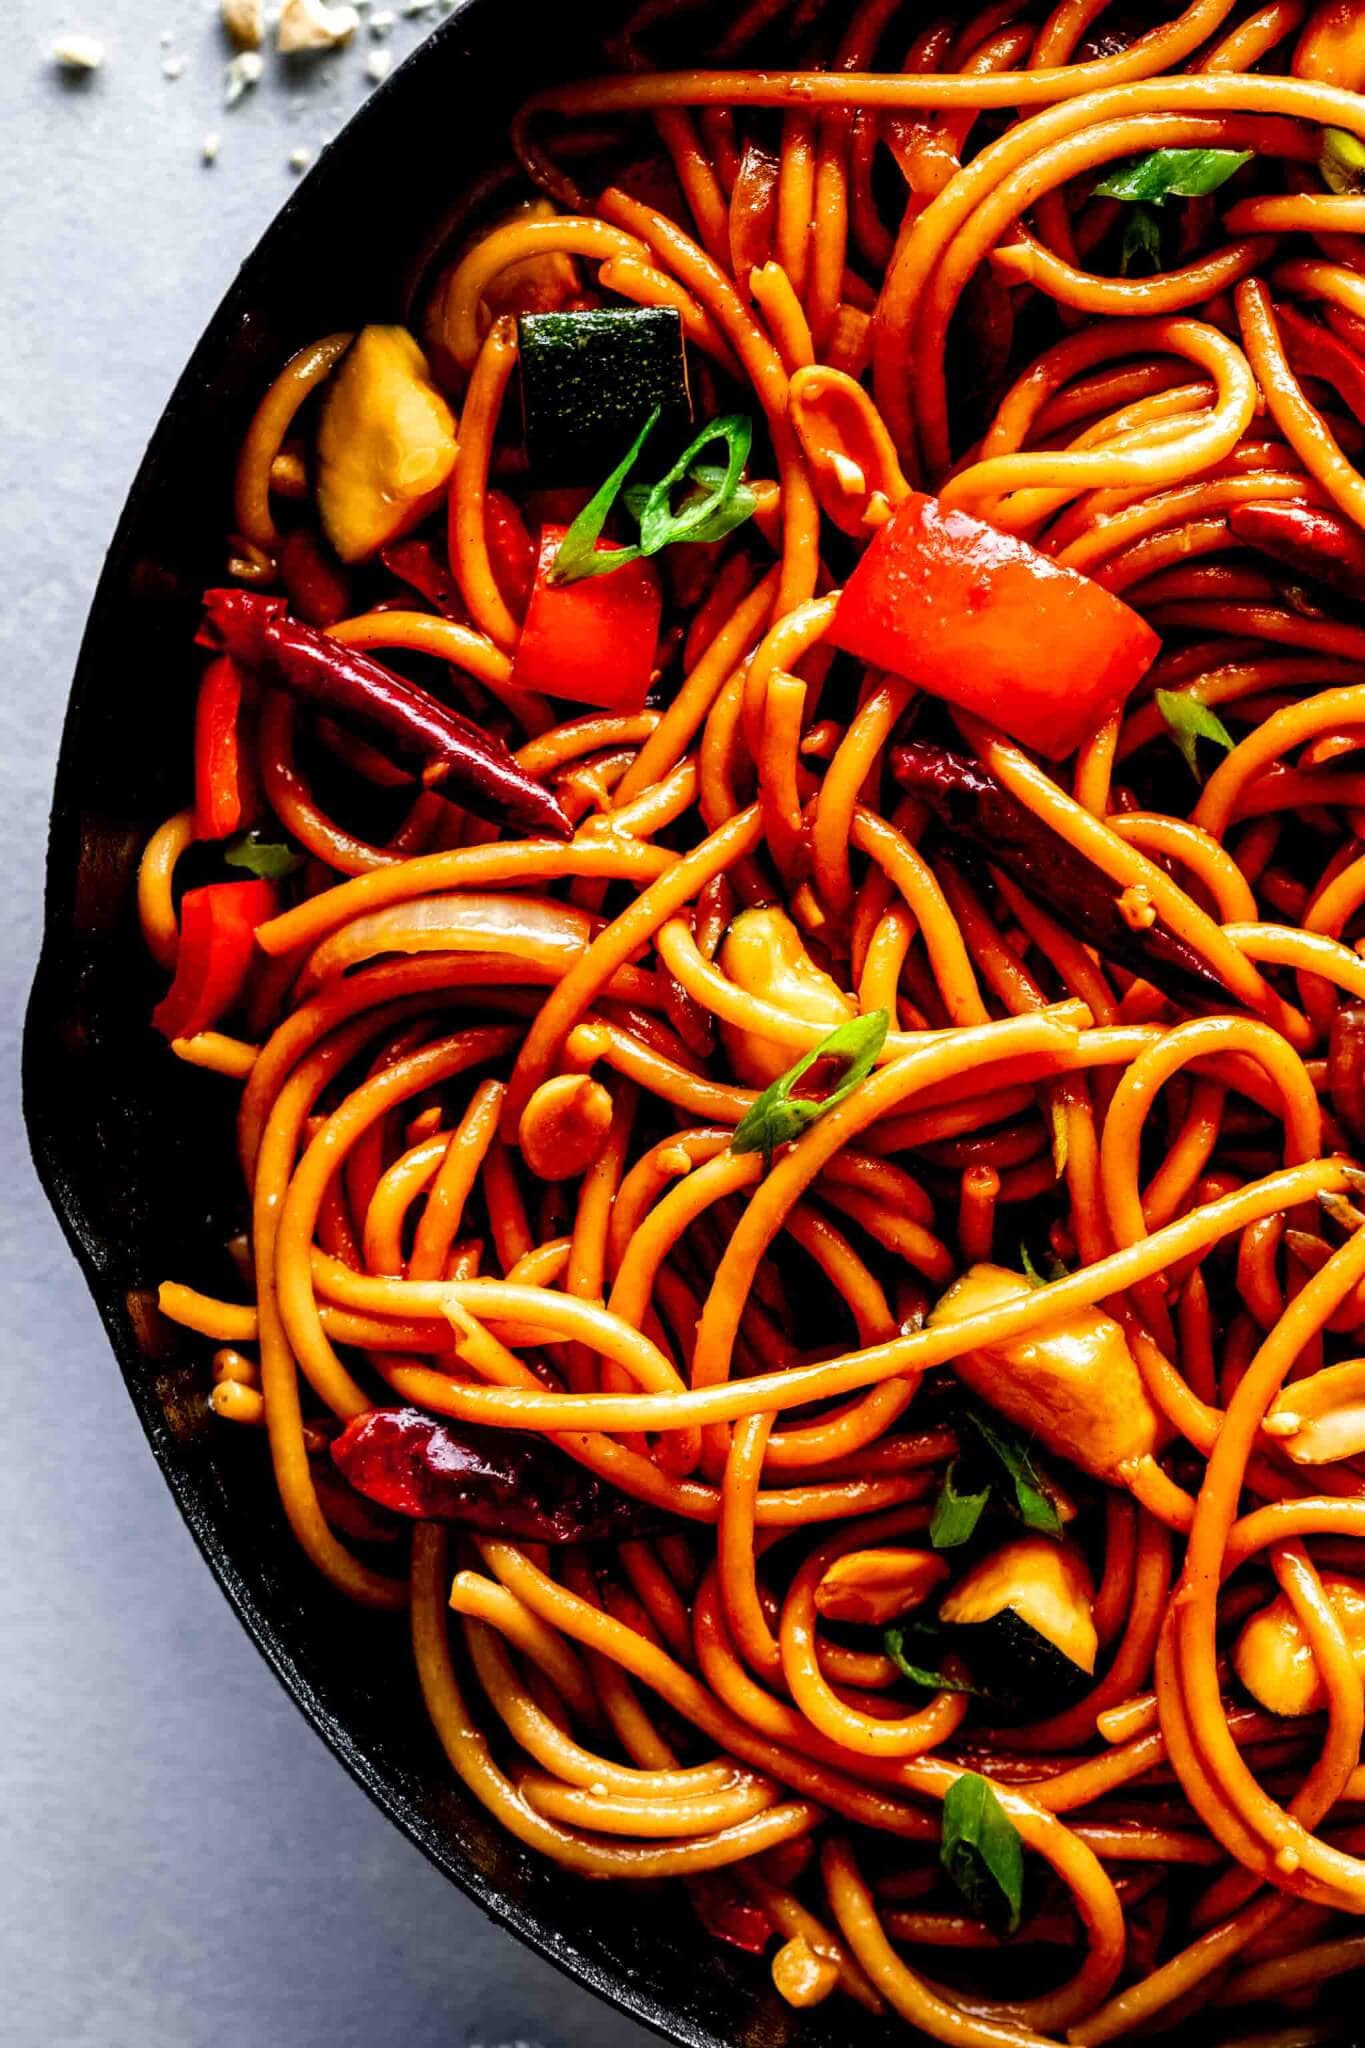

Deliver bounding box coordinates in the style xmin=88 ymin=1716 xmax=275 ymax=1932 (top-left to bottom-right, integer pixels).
xmin=21 ymin=6 xmax=904 ymax=2045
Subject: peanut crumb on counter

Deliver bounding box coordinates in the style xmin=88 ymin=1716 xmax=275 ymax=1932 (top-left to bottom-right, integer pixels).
xmin=289 ymin=143 xmax=314 ymax=171
xmin=52 ymin=33 xmax=106 ymax=71
xmin=365 ymin=46 xmax=392 ymax=80
xmin=220 ymin=0 xmax=266 ymax=51
xmin=162 ymin=52 xmax=187 ymax=80
xmin=224 ymin=49 xmax=264 ymax=102
xmin=202 ymin=131 xmax=222 ymax=164
xmin=277 ymin=0 xmax=361 ymax=52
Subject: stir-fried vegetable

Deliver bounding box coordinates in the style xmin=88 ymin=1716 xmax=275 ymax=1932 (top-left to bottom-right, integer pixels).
xmin=830 ymin=492 xmax=1160 ymax=760
xmin=929 ymin=1264 xmax=1161 ymax=1487
xmin=193 ymin=654 xmax=256 ymax=840
xmin=151 ymin=879 xmax=277 ymax=1041
xmin=731 ymin=1011 xmax=888 ymax=1165
xmin=518 ymin=306 xmax=692 ymax=485
xmin=718 ymin=906 xmax=855 ymax=1087
xmin=514 ymin=523 xmax=663 ymax=709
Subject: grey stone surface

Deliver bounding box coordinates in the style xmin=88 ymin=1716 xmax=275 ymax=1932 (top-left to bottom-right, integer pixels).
xmin=0 ymin=8 xmax=653 ymax=2044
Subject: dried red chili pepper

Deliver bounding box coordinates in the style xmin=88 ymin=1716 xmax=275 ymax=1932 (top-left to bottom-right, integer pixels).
xmin=1226 ymin=499 xmax=1365 ymax=603
xmin=891 ymin=741 xmax=1231 ymax=1008
xmin=200 ymin=590 xmax=571 ymax=839
xmin=331 ymin=1407 xmax=654 ymax=1543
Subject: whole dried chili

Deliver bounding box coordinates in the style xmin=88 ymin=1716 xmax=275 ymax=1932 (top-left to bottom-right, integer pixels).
xmin=1226 ymin=499 xmax=1365 ymax=603
xmin=891 ymin=741 xmax=1231 ymax=1008
xmin=200 ymin=589 xmax=571 ymax=840
xmin=331 ymin=1406 xmax=656 ymax=1543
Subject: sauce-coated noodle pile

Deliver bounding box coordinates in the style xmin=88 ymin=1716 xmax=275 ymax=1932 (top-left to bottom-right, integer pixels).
xmin=143 ymin=3 xmax=1365 ymax=2040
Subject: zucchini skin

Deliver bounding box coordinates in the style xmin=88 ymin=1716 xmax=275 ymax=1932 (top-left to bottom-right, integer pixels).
xmin=948 ymin=1609 xmax=1092 ymax=1719
xmin=519 ymin=307 xmax=693 ymax=485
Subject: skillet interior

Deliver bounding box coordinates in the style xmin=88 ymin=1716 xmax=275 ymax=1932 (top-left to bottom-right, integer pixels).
xmin=21 ymin=5 xmax=907 ymax=2044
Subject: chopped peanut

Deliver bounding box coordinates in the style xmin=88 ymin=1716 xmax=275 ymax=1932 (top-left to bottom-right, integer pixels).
xmin=277 ymin=0 xmax=361 ymax=52
xmin=1117 ymin=883 xmax=1157 ymax=932
xmin=814 ymin=1547 xmax=949 ymax=1627
xmin=518 ymin=1074 xmax=614 ymax=1181
xmin=1265 ymin=1357 xmax=1365 ymax=1464
xmin=220 ymin=0 xmax=265 ymax=50
xmin=52 ymin=33 xmax=106 ymax=70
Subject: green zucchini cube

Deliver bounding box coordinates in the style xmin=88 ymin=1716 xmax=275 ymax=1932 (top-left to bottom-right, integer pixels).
xmin=518 ymin=306 xmax=692 ymax=486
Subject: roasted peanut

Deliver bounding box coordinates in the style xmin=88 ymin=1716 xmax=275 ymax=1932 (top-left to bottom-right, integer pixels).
xmin=814 ymin=1547 xmax=950 ymax=1627
xmin=518 ymin=1073 xmax=614 ymax=1180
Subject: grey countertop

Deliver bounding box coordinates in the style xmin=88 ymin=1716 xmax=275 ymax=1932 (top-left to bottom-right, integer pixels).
xmin=0 ymin=8 xmax=653 ymax=2044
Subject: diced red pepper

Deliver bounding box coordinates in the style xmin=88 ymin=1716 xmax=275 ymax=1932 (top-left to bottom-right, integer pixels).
xmin=829 ymin=491 xmax=1161 ymax=760
xmin=193 ymin=656 xmax=258 ymax=840
xmin=511 ymin=525 xmax=662 ymax=712
xmin=151 ymin=879 xmax=277 ymax=1041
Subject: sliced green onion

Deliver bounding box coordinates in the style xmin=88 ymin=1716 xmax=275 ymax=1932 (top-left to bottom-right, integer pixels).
xmin=224 ymin=832 xmax=302 ymax=880
xmin=731 ymin=1009 xmax=888 ymax=1166
xmin=635 ymin=415 xmax=754 ymax=553
xmin=546 ymin=407 xmax=658 ymax=587
xmin=1321 ymin=128 xmax=1365 ymax=195
xmin=1118 ymin=203 xmax=1165 ymax=277
xmin=1094 ymin=146 xmax=1252 ymax=205
xmin=549 ymin=411 xmax=757 ymax=587
xmin=1155 ymin=687 xmax=1235 ymax=782
xmin=968 ymin=1412 xmax=1062 ymax=1540
xmin=930 ymin=1461 xmax=991 ymax=1549
xmin=884 ymin=1622 xmax=991 ymax=1699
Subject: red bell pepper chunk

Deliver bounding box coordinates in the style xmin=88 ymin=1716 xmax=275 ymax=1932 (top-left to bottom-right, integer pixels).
xmin=511 ymin=525 xmax=662 ymax=712
xmin=151 ymin=879 xmax=277 ymax=1042
xmin=828 ymin=491 xmax=1160 ymax=760
xmin=194 ymin=655 xmax=257 ymax=840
